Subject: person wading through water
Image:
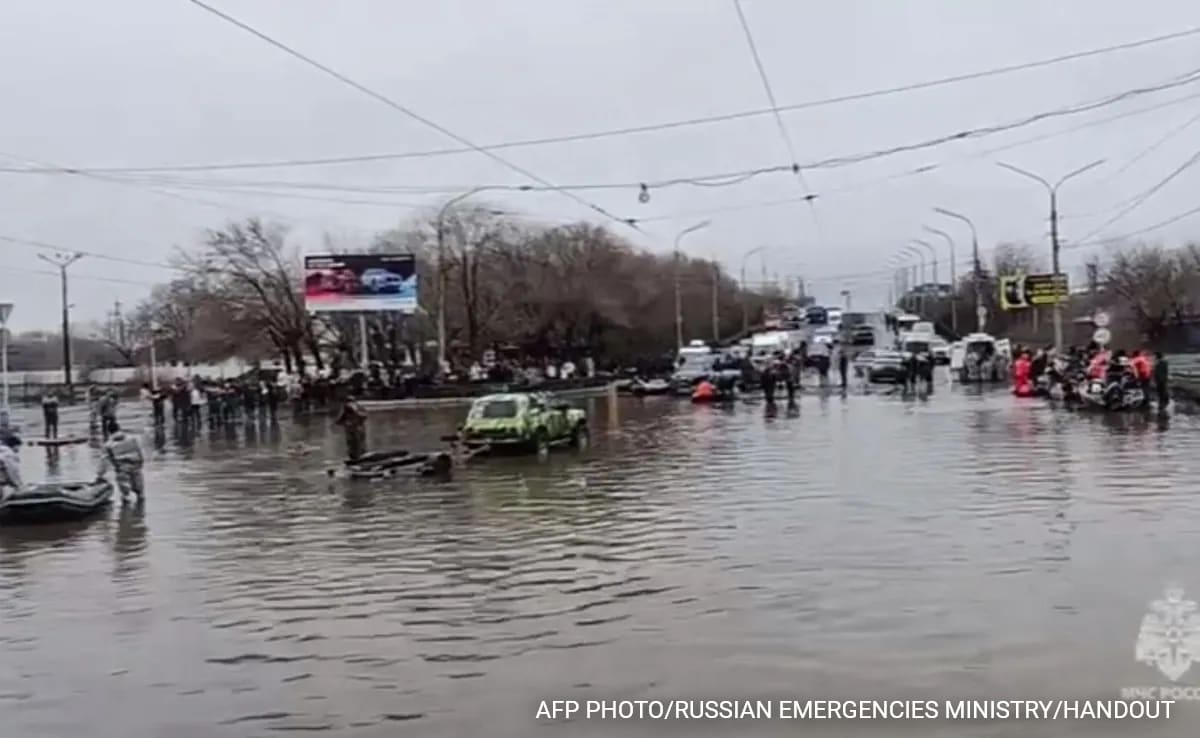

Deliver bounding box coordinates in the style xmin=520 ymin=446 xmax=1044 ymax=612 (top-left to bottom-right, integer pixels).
xmin=41 ymin=390 xmax=59 ymax=439
xmin=95 ymin=421 xmax=145 ymax=504
xmin=1153 ymin=352 xmax=1170 ymax=410
xmin=335 ymin=395 xmax=369 ymax=462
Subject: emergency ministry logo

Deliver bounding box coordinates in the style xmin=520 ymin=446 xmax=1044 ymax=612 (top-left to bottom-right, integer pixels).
xmin=1136 ymin=587 xmax=1200 ymax=682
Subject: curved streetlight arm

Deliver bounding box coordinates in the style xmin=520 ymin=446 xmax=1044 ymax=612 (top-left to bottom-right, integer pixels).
xmin=674 ymin=220 xmax=712 ymax=251
xmin=997 ymin=159 xmax=1105 ymax=193
xmin=932 ymin=207 xmax=977 ymax=243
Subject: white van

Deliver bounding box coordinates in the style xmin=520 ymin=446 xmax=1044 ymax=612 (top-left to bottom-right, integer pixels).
xmin=750 ymin=331 xmax=793 ymax=367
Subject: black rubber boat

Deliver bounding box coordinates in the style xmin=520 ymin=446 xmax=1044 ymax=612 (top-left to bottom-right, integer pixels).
xmin=0 ymin=480 xmax=115 ymax=525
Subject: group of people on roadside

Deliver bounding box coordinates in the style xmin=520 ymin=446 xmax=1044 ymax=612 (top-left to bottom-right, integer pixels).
xmin=1010 ymin=343 xmax=1170 ymax=408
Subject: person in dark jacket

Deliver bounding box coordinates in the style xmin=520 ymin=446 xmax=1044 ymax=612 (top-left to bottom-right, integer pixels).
xmin=42 ymin=391 xmax=59 ymax=439
xmin=760 ymin=357 xmax=777 ymax=406
xmin=335 ymin=395 xmax=368 ymax=461
xmin=836 ymin=345 xmax=849 ymax=389
xmin=1153 ymin=352 xmax=1170 ymax=409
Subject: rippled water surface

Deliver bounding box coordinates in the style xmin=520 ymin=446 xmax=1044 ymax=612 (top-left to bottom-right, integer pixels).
xmin=3 ymin=385 xmax=1200 ymax=737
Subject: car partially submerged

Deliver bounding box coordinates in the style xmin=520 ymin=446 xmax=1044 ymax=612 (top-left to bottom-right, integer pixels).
xmin=458 ymin=393 xmax=588 ymax=454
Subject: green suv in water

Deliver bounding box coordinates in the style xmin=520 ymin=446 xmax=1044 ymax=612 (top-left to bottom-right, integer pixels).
xmin=459 ymin=393 xmax=589 ymax=454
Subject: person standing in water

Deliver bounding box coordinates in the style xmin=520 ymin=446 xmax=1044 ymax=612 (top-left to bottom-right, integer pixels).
xmin=41 ymin=390 xmax=60 ymax=439
xmin=99 ymin=391 xmax=119 ymax=439
xmin=95 ymin=421 xmax=145 ymax=504
xmin=335 ymin=394 xmax=368 ymax=462
xmin=1153 ymin=352 xmax=1170 ymax=410
xmin=836 ymin=343 xmax=849 ymax=390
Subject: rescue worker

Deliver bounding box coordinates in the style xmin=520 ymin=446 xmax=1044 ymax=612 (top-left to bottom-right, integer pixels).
xmin=42 ymin=390 xmax=60 ymax=439
xmin=0 ymin=433 xmax=22 ymax=500
xmin=1153 ymin=352 xmax=1170 ymax=410
xmin=334 ymin=394 xmax=368 ymax=462
xmin=1012 ymin=351 xmax=1033 ymax=397
xmin=1087 ymin=348 xmax=1109 ymax=380
xmin=95 ymin=421 xmax=145 ymax=503
xmin=691 ymin=378 xmax=717 ymax=403
xmin=99 ymin=390 xmax=119 ymax=439
xmin=1130 ymin=349 xmax=1153 ymax=407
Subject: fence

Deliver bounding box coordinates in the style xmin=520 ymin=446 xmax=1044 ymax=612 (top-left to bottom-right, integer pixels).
xmin=1 ymin=360 xmax=260 ymax=404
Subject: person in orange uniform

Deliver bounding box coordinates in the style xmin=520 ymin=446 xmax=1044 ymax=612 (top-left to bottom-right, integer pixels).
xmin=1012 ymin=352 xmax=1033 ymax=397
xmin=1087 ymin=348 xmax=1110 ymax=380
xmin=691 ymin=378 xmax=717 ymax=402
xmin=1129 ymin=350 xmax=1153 ymax=407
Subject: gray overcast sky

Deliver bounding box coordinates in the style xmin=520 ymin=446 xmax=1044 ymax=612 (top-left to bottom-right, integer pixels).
xmin=2 ymin=0 xmax=1199 ymax=332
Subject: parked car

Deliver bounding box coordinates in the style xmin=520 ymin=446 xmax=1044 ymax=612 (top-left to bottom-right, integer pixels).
xmin=850 ymin=325 xmax=876 ymax=346
xmin=866 ymin=350 xmax=907 ymax=383
xmin=458 ymin=393 xmax=588 ymax=454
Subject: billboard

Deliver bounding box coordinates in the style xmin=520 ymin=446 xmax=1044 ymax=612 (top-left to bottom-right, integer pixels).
xmin=999 ymin=273 xmax=1068 ymax=310
xmin=304 ymin=253 xmax=418 ymax=313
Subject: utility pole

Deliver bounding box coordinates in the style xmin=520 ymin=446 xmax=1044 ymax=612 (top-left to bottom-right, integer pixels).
xmin=673 ymin=220 xmax=710 ymax=350
xmin=705 ymin=262 xmax=715 ymax=343
xmin=934 ymin=207 xmax=983 ymax=333
xmin=997 ymin=159 xmax=1105 ymax=352
xmin=38 ymin=252 xmax=84 ymax=391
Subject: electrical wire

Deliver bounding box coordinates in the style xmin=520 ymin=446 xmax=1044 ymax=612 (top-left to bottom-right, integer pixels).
xmin=15 ymin=22 xmax=1200 ymax=175
xmin=0 ymin=233 xmax=180 ymax=272
xmin=186 ymin=0 xmax=642 ymax=234
xmin=41 ymin=63 xmax=1200 ymax=209
xmin=1076 ymin=143 xmax=1200 ymax=242
xmin=636 ymin=87 xmax=1200 ymax=224
xmin=730 ymin=0 xmax=823 ymax=239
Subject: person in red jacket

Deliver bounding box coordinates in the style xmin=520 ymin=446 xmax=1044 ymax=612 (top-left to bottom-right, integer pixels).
xmin=1012 ymin=352 xmax=1033 ymax=397
xmin=1087 ymin=349 xmax=1110 ymax=380
xmin=1130 ymin=349 xmax=1153 ymax=406
xmin=691 ymin=379 xmax=716 ymax=402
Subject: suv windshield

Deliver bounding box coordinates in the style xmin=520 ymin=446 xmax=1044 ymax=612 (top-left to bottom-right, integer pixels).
xmin=471 ymin=400 xmax=519 ymax=419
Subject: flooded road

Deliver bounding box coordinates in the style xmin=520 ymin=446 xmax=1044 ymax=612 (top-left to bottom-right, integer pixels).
xmin=3 ymin=386 xmax=1200 ymax=737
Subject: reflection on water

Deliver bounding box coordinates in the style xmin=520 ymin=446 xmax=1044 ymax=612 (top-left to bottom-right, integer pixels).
xmin=1 ymin=390 xmax=1200 ymax=737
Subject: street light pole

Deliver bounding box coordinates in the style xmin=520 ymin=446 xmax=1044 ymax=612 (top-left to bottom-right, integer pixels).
xmin=740 ymin=246 xmax=765 ymax=334
xmin=933 ymin=207 xmax=983 ymax=332
xmin=436 ymin=186 xmax=498 ymax=373
xmin=673 ymin=220 xmax=711 ymax=350
xmin=37 ymin=252 xmax=84 ymax=391
xmin=923 ymin=225 xmax=957 ymax=333
xmin=901 ymin=246 xmax=926 ymax=316
xmin=911 ymin=239 xmax=938 ymax=285
xmin=996 ymin=159 xmax=1105 ymax=353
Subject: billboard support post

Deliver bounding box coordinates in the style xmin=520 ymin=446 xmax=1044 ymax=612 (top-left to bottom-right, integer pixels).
xmin=359 ymin=314 xmax=369 ymax=372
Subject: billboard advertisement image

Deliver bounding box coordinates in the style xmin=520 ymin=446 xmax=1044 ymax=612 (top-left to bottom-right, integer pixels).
xmin=304 ymin=253 xmax=418 ymax=313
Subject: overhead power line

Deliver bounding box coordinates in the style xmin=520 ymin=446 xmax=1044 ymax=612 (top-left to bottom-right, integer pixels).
xmin=1076 ymin=143 xmax=1200 ymax=242
xmin=730 ymin=0 xmax=823 ymax=239
xmin=53 ymin=64 xmax=1200 ymax=208
xmin=10 ymin=22 xmax=1200 ymax=176
xmin=186 ymin=0 xmax=641 ymax=234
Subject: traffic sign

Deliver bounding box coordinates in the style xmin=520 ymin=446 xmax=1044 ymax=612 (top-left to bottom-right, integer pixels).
xmin=999 ymin=273 xmax=1069 ymax=310
xmin=1093 ymin=328 xmax=1111 ymax=345
xmin=1094 ymin=311 xmax=1110 ymax=328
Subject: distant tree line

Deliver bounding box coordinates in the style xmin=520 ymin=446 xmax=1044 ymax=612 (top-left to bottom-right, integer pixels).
xmin=74 ymin=210 xmax=785 ymax=373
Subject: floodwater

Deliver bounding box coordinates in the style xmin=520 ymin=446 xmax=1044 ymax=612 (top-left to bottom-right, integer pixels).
xmin=2 ymin=384 xmax=1200 ymax=737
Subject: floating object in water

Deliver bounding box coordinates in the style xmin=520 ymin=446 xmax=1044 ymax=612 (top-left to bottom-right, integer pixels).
xmin=26 ymin=436 xmax=89 ymax=447
xmin=331 ymin=448 xmax=463 ymax=480
xmin=0 ymin=480 xmax=114 ymax=524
